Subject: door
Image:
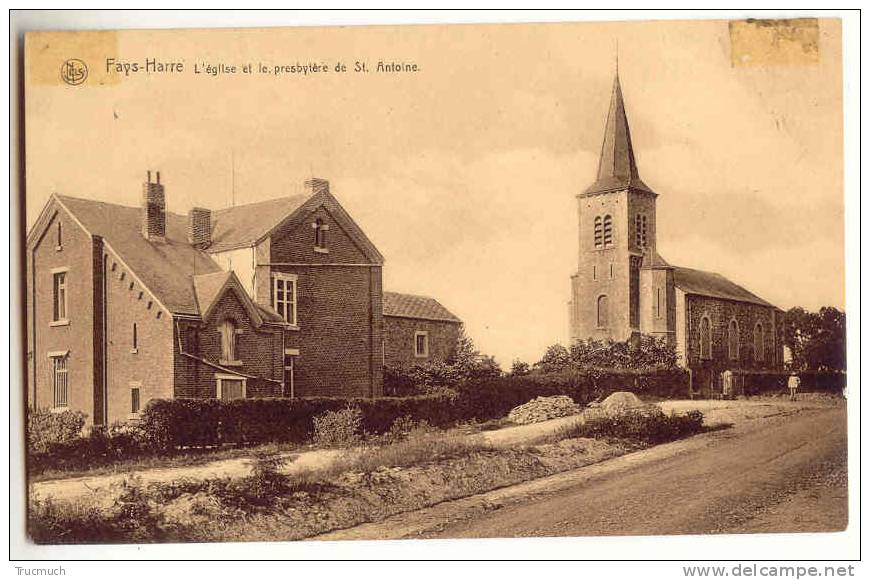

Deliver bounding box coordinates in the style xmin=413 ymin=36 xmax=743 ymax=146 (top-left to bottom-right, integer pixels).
xmin=219 ymin=378 xmax=245 ymax=401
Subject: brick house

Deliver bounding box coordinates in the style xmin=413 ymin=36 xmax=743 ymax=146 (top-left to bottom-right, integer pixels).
xmin=568 ymin=72 xmax=784 ymax=397
xmin=382 ymin=291 xmax=462 ymax=368
xmin=26 ymin=174 xmax=461 ymax=425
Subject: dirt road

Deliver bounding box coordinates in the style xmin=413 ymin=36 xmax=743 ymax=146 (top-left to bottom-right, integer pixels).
xmin=317 ymin=402 xmax=847 ymax=540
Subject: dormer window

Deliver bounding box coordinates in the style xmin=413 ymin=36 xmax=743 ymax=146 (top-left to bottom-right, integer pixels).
xmin=313 ymin=218 xmax=329 ymax=252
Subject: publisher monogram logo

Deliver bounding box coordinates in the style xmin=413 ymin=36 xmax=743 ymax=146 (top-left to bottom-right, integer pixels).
xmin=61 ymin=59 xmax=88 ymax=86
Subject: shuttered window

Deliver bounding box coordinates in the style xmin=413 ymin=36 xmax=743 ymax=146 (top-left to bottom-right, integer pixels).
xmin=220 ymin=319 xmax=238 ymax=362
xmin=594 ymin=216 xmax=603 ymax=248
xmin=603 ymin=215 xmax=613 ymax=247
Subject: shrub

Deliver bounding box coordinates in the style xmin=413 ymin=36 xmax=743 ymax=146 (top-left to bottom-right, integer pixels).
xmin=407 ymin=360 xmax=464 ymax=392
xmin=312 ymin=407 xmax=363 ymax=447
xmin=572 ymin=407 xmax=705 ymax=445
xmin=381 ymin=415 xmax=433 ymax=443
xmin=29 ymin=476 xmax=165 ymax=544
xmin=28 ymin=409 xmax=86 ymax=454
xmin=333 ymin=430 xmax=490 ymax=475
xmin=28 ymin=424 xmax=147 ymax=476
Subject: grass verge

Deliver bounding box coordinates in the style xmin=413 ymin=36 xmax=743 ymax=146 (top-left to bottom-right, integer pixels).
xmin=29 ymin=408 xmax=707 ymax=544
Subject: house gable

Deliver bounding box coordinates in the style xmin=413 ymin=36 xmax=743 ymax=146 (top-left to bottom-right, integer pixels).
xmin=267 ymin=190 xmax=384 ymax=265
xmin=193 ymin=271 xmax=268 ymax=327
xmin=27 ymin=194 xmax=92 ymax=252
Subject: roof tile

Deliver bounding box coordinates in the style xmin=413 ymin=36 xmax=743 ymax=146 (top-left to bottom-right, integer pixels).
xmin=383 ymin=291 xmax=461 ymax=323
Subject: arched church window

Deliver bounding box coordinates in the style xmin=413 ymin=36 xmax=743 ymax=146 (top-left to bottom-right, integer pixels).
xmin=753 ymin=322 xmax=764 ymax=363
xmin=603 ymin=215 xmax=613 ymax=247
xmin=594 ymin=216 xmax=603 ymax=248
xmin=597 ymin=295 xmax=609 ymax=328
xmin=699 ymin=316 xmax=712 ymax=360
xmin=728 ymin=319 xmax=739 ymax=360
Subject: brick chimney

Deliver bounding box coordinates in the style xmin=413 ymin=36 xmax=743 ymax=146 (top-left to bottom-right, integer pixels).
xmin=188 ymin=207 xmax=212 ymax=248
xmin=142 ymin=170 xmax=166 ymax=242
xmin=304 ymin=178 xmax=330 ymax=195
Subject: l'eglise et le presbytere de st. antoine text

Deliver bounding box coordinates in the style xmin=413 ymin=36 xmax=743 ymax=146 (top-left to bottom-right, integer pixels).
xmin=104 ymin=57 xmax=420 ymax=77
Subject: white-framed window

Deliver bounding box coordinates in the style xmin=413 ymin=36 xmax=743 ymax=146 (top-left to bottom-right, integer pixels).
xmin=216 ymin=374 xmax=246 ymax=401
xmin=130 ymin=383 xmax=142 ymax=415
xmin=220 ymin=319 xmax=241 ymax=365
xmin=51 ymin=267 xmax=69 ymax=324
xmin=49 ymin=352 xmax=69 ymax=409
xmin=272 ymin=272 xmax=298 ymax=325
xmin=699 ymin=315 xmax=712 ymax=360
xmin=414 ymin=331 xmax=429 ymax=358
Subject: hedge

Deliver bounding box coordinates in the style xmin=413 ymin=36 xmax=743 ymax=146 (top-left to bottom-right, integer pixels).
xmin=30 ymin=367 xmax=690 ymax=471
xmin=738 ymin=370 xmax=846 ymax=396
xmin=137 ymin=392 xmax=464 ymax=451
xmin=455 ymin=367 xmax=689 ymax=419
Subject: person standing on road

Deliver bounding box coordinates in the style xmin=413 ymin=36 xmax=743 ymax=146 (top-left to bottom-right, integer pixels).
xmin=722 ymin=369 xmax=734 ymax=399
xmin=788 ymin=373 xmax=801 ymax=401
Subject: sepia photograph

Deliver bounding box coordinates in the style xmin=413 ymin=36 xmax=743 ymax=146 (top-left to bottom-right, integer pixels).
xmin=10 ymin=9 xmax=859 ymax=565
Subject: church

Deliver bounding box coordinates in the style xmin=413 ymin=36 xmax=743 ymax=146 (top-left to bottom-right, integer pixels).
xmin=569 ymin=72 xmax=784 ymax=397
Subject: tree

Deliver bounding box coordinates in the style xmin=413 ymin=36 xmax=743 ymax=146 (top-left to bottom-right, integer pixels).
xmin=567 ymin=335 xmax=677 ymax=370
xmin=448 ymin=327 xmax=502 ymax=382
xmin=783 ymin=306 xmax=846 ymax=371
xmin=510 ymin=359 xmax=530 ymax=376
xmin=534 ymin=344 xmax=571 ymax=373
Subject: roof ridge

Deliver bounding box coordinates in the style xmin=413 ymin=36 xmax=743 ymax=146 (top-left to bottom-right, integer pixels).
xmin=212 ymin=193 xmax=311 ymax=214
xmin=383 ymin=290 xmax=439 ymax=300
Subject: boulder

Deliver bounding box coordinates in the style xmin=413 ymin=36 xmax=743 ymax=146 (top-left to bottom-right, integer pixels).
xmin=598 ymin=391 xmax=647 ymax=413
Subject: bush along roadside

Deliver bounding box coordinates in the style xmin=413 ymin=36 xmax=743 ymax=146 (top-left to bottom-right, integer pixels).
xmin=28 ymin=407 xmax=707 ymax=544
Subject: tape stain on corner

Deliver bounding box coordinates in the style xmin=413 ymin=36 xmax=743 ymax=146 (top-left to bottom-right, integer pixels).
xmin=25 ymin=30 xmax=120 ymax=87
xmin=729 ymin=18 xmax=820 ymax=67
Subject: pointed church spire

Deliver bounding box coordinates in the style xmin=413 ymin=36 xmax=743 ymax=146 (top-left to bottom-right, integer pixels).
xmin=583 ymin=68 xmax=655 ymax=196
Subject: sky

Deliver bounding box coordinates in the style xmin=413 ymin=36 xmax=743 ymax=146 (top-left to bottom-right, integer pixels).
xmin=25 ymin=19 xmax=844 ymax=368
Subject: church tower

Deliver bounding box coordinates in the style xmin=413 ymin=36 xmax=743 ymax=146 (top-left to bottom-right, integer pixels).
xmin=569 ymin=71 xmax=666 ymax=344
